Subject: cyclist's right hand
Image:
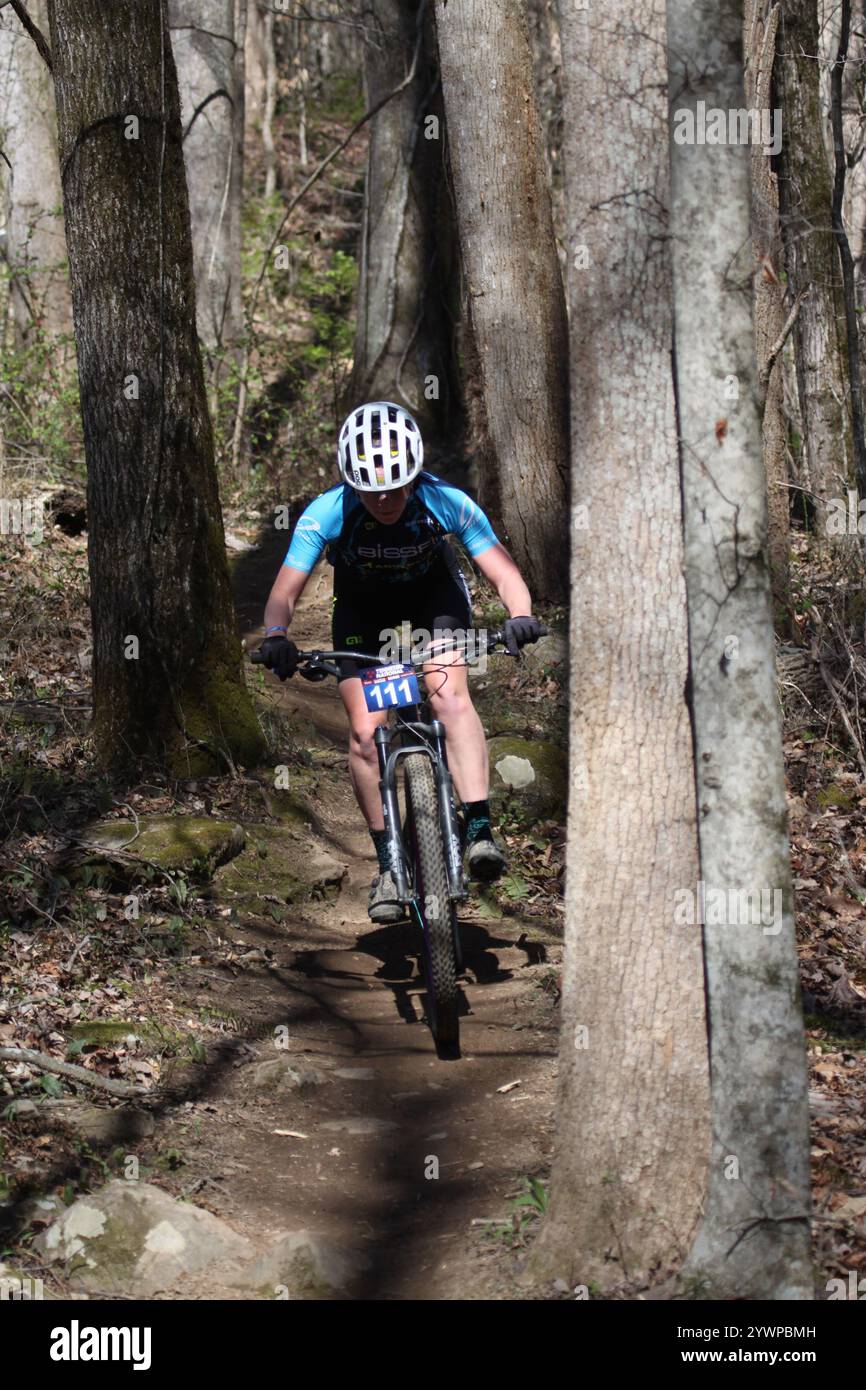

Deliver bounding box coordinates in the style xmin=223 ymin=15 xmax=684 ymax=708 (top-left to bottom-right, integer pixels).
xmin=259 ymin=635 xmax=300 ymax=680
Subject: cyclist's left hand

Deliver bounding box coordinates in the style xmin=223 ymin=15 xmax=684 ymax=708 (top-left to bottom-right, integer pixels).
xmin=503 ymin=615 xmax=543 ymax=656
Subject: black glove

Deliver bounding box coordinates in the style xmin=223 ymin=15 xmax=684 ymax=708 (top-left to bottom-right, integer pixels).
xmin=259 ymin=635 xmax=299 ymax=680
xmin=503 ymin=615 xmax=542 ymax=656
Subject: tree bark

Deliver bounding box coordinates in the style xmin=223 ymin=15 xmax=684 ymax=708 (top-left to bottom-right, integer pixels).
xmin=525 ymin=0 xmax=564 ymax=247
xmin=434 ymin=0 xmax=568 ymax=603
xmin=0 ymin=0 xmax=72 ymax=343
xmin=776 ymin=0 xmax=854 ymax=539
xmin=350 ymin=0 xmax=455 ymax=436
xmin=668 ymin=0 xmax=812 ymax=1299
xmin=168 ymin=0 xmax=245 ymax=361
xmin=744 ymin=0 xmax=790 ymax=615
xmin=244 ymin=0 xmax=276 ymax=196
xmin=528 ymin=0 xmax=709 ymax=1290
xmin=47 ymin=0 xmax=263 ymax=775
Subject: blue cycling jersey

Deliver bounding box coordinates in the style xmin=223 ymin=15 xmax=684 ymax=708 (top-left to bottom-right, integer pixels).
xmin=283 ymin=472 xmax=498 ymax=585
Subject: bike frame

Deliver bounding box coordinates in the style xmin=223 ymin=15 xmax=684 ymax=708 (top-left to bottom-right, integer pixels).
xmin=252 ymin=628 xmax=511 ymax=912
xmin=374 ymin=705 xmax=465 ymax=908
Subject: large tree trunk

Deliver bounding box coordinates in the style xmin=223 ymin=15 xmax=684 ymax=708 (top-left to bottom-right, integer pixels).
xmin=47 ymin=0 xmax=263 ymax=775
xmin=528 ymin=0 xmax=709 ymax=1290
xmin=668 ymin=0 xmax=812 ymax=1299
xmin=745 ymin=1 xmax=790 ymax=615
xmin=0 ymin=0 xmax=72 ymax=343
xmin=776 ymin=0 xmax=854 ymax=538
xmin=434 ymin=0 xmax=568 ymax=603
xmin=168 ymin=1 xmax=245 ymax=362
xmin=350 ymin=1 xmax=455 ymax=436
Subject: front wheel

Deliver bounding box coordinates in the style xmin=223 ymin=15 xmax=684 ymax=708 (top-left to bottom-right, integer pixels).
xmin=404 ymin=753 xmax=459 ymax=1047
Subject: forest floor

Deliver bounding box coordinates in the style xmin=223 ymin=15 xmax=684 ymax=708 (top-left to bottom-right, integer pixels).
xmin=0 ymin=518 xmax=569 ymax=1300
xmin=1 ymin=516 xmax=866 ymax=1300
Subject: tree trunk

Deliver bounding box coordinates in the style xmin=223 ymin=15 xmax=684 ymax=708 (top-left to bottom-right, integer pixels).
xmin=525 ymin=0 xmax=564 ymax=248
xmin=745 ymin=0 xmax=791 ymax=615
xmin=168 ymin=0 xmax=245 ymax=361
xmin=47 ymin=0 xmax=264 ymax=775
xmin=668 ymin=0 xmax=812 ymax=1299
xmin=776 ymin=0 xmax=854 ymax=539
xmin=350 ymin=0 xmax=455 ymax=436
xmin=434 ymin=0 xmax=568 ymax=603
xmin=528 ymin=0 xmax=709 ymax=1291
xmin=245 ymin=1 xmax=276 ymax=196
xmin=0 ymin=0 xmax=72 ymax=343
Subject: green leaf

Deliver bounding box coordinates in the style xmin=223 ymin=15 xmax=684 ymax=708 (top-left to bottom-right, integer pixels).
xmin=41 ymin=1074 xmax=63 ymax=1098
xmin=501 ymin=875 xmax=530 ymax=900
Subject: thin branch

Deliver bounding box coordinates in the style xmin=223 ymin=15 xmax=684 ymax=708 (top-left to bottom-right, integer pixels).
xmin=182 ymin=86 xmax=233 ymax=142
xmin=9 ymin=1 xmax=52 ymax=71
xmin=168 ymin=24 xmax=237 ymax=50
xmin=759 ymin=289 xmax=807 ymax=388
xmin=816 ymin=647 xmax=866 ymax=779
xmin=0 ymin=1046 xmax=146 ymax=1099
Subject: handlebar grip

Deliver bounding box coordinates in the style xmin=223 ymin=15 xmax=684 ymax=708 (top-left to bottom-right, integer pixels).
xmin=538 ymin=623 xmax=549 ymax=637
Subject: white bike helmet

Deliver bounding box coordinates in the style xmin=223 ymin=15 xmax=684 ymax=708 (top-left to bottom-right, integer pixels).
xmin=337 ymin=401 xmax=423 ymax=491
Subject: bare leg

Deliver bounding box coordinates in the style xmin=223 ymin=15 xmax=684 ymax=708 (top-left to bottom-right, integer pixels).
xmin=424 ymin=651 xmax=488 ymax=803
xmin=338 ymin=677 xmax=389 ymax=829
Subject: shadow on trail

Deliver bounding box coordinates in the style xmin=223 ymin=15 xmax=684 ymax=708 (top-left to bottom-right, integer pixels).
xmin=292 ymin=917 xmax=548 ymax=1037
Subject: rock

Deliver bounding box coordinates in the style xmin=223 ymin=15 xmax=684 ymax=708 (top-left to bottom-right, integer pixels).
xmin=35 ymin=1181 xmax=253 ymax=1295
xmin=236 ymin=1231 xmax=360 ymax=1299
xmin=260 ymin=786 xmax=318 ymax=827
xmin=10 ymin=1194 xmax=62 ymax=1233
xmin=487 ymin=736 xmax=567 ymax=820
xmin=68 ymin=816 xmax=245 ymax=886
xmin=68 ymin=1020 xmax=158 ymax=1049
xmin=333 ymin=1067 xmax=376 ymax=1081
xmin=3 ymin=1099 xmax=39 ymax=1120
xmin=320 ymin=1116 xmax=398 ymax=1135
xmin=213 ymin=825 xmax=345 ymax=909
xmin=249 ymin=1057 xmax=328 ymax=1092
xmin=41 ymin=1101 xmax=155 ymax=1144
xmin=518 ymin=633 xmax=568 ymax=680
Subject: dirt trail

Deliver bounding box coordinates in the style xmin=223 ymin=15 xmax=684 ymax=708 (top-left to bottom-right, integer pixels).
xmin=161 ymin=537 xmax=562 ymax=1299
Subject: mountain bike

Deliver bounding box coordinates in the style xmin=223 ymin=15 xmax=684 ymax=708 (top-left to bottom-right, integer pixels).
xmin=251 ymin=625 xmax=546 ymax=1048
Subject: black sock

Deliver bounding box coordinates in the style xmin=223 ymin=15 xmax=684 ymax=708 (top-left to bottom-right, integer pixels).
xmin=463 ymin=799 xmax=492 ymax=845
xmin=371 ymin=827 xmax=393 ymax=874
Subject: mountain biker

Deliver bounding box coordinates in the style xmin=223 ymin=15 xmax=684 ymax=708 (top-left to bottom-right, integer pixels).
xmin=259 ymin=400 xmax=542 ymax=924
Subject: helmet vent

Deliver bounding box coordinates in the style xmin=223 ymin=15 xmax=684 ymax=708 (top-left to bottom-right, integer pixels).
xmin=337 ymin=401 xmax=424 ymax=491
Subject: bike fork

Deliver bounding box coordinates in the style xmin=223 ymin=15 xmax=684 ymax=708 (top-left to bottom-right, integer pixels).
xmin=374 ymin=725 xmax=410 ymax=899
xmin=429 ymin=719 xmax=465 ymax=899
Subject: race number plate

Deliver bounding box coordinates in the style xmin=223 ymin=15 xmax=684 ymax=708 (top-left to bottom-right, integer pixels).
xmin=360 ymin=663 xmax=420 ymax=712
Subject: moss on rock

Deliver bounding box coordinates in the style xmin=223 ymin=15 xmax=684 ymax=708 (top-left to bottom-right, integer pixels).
xmin=78 ymin=815 xmax=245 ymax=884
xmin=488 ymin=736 xmax=567 ymax=821
xmin=212 ymin=824 xmax=345 ymax=908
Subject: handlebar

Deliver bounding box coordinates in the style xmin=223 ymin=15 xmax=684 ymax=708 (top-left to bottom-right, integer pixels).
xmin=250 ymin=624 xmax=549 ymax=680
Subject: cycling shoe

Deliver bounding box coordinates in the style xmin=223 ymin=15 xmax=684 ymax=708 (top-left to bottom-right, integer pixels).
xmin=368 ymin=870 xmax=404 ymax=924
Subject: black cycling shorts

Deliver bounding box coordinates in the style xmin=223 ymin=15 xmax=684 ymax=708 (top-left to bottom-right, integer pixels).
xmin=332 ymin=563 xmax=472 ymax=681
